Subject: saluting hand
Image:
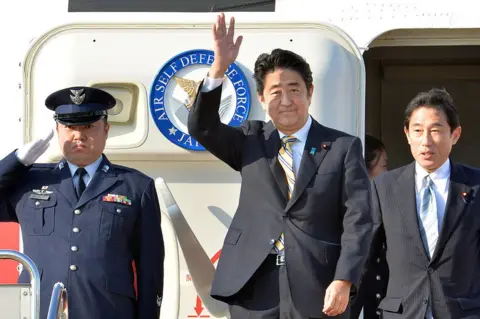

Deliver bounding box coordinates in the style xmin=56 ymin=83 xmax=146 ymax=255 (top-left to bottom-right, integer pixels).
xmin=209 ymin=13 xmax=243 ymax=78
xmin=323 ymin=280 xmax=352 ymax=316
xmin=17 ymin=128 xmax=54 ymax=166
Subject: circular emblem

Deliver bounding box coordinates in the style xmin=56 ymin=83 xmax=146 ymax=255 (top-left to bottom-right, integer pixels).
xmin=149 ymin=49 xmax=251 ymax=151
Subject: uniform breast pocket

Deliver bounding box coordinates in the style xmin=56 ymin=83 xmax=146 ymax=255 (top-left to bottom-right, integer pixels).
xmin=99 ymin=205 xmax=136 ymax=240
xmin=23 ymin=196 xmax=57 ymax=236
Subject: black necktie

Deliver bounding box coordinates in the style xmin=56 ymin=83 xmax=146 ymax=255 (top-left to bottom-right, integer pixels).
xmin=76 ymin=168 xmax=87 ymax=198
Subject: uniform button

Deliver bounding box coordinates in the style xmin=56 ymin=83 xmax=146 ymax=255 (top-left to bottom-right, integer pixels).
xmin=116 ymin=208 xmax=122 ymax=213
xmin=423 ymin=298 xmax=428 ymax=304
xmin=74 ymin=209 xmax=81 ymax=215
xmin=376 ymin=258 xmax=381 ymax=263
xmin=376 ymin=293 xmax=381 ymax=299
xmin=73 ymin=227 xmax=80 ymax=233
xmin=35 ymin=201 xmax=40 ymax=206
xmin=269 ymin=239 xmax=275 ymax=245
xmin=376 ymin=310 xmax=381 ymax=315
xmin=376 ymin=275 xmax=381 ymax=280
xmin=71 ymin=246 xmax=78 ymax=252
xmin=70 ymin=265 xmax=77 ymax=271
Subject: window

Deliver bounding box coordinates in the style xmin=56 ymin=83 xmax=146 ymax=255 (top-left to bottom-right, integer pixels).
xmin=68 ymin=0 xmax=275 ymax=12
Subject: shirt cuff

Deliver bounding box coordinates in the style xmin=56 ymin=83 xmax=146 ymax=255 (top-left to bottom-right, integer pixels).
xmin=201 ymin=76 xmax=224 ymax=92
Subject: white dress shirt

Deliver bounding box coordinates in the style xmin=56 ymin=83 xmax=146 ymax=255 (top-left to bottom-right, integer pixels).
xmin=201 ymin=76 xmax=223 ymax=92
xmin=67 ymin=155 xmax=103 ymax=188
xmin=415 ymin=159 xmax=450 ymax=230
xmin=201 ymin=76 xmax=312 ymax=176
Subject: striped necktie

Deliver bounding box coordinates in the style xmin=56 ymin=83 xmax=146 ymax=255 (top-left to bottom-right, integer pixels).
xmin=418 ymin=175 xmax=438 ymax=319
xmin=419 ymin=175 xmax=439 ymax=259
xmin=273 ymin=135 xmax=297 ymax=253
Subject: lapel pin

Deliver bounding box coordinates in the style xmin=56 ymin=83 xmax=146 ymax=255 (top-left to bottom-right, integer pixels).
xmin=310 ymin=147 xmax=316 ymax=155
xmin=322 ymin=143 xmax=330 ymax=150
xmin=102 ymin=165 xmax=110 ymax=173
xmin=462 ymin=189 xmax=474 ymax=204
xmin=59 ymin=162 xmax=64 ymax=169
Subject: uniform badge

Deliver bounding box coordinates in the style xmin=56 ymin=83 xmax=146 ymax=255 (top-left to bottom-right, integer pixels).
xmin=70 ymin=88 xmax=85 ymax=105
xmin=102 ymin=194 xmax=132 ymax=206
xmin=32 ymin=189 xmax=53 ymax=195
xmin=31 ymin=188 xmax=53 ymax=200
xmin=101 ymin=165 xmax=110 ymax=173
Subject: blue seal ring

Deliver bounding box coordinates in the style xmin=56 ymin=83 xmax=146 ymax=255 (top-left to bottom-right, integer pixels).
xmin=149 ymin=49 xmax=251 ymax=151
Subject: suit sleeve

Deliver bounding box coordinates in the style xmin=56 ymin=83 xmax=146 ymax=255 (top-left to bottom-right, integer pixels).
xmin=187 ymin=81 xmax=248 ymax=171
xmin=334 ymin=137 xmax=373 ymax=289
xmin=0 ymin=150 xmax=30 ymax=222
xmin=134 ymin=178 xmax=164 ymax=319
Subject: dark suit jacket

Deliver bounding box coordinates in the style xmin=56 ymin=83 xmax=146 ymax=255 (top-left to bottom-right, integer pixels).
xmin=187 ymin=84 xmax=373 ymax=318
xmin=350 ymin=237 xmax=388 ymax=318
xmin=367 ymin=161 xmax=480 ymax=318
xmin=0 ymin=152 xmax=164 ymax=319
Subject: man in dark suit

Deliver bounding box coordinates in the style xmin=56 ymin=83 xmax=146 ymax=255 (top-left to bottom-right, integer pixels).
xmin=366 ymin=88 xmax=480 ymax=318
xmin=187 ymin=13 xmax=373 ymax=318
xmin=0 ymin=86 xmax=164 ymax=319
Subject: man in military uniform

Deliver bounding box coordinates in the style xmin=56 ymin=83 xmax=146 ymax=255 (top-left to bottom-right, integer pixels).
xmin=0 ymin=86 xmax=164 ymax=319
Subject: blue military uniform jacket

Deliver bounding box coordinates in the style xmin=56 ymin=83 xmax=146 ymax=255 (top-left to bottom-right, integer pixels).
xmin=0 ymin=151 xmax=164 ymax=319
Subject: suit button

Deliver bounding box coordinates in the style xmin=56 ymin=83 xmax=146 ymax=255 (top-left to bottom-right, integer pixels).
xmin=376 ymin=275 xmax=381 ymax=280
xmin=269 ymin=239 xmax=275 ymax=245
xmin=376 ymin=310 xmax=381 ymax=315
xmin=71 ymin=246 xmax=78 ymax=252
xmin=423 ymin=298 xmax=428 ymax=304
xmin=73 ymin=227 xmax=80 ymax=233
xmin=376 ymin=258 xmax=381 ymax=263
xmin=35 ymin=201 xmax=40 ymax=206
xmin=70 ymin=265 xmax=77 ymax=271
xmin=74 ymin=209 xmax=81 ymax=215
xmin=376 ymin=293 xmax=381 ymax=299
xmin=428 ymin=267 xmax=434 ymax=274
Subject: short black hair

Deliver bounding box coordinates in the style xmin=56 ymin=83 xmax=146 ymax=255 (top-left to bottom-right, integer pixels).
xmin=253 ymin=49 xmax=313 ymax=95
xmin=404 ymin=88 xmax=460 ymax=132
xmin=365 ymin=134 xmax=386 ymax=169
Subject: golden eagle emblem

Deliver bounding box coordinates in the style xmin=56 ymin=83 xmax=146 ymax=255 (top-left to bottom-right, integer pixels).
xmin=174 ymin=76 xmax=200 ymax=110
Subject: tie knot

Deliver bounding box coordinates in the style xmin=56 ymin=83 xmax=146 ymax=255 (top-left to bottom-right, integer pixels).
xmin=424 ymin=175 xmax=433 ymax=188
xmin=76 ymin=167 xmax=87 ymax=178
xmin=282 ymin=135 xmax=297 ymax=146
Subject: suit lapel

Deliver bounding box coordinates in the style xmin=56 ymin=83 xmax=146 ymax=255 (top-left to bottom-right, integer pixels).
xmin=285 ymin=120 xmax=331 ymax=212
xmin=51 ymin=159 xmax=77 ymax=207
xmin=75 ymin=156 xmax=119 ymax=209
xmin=263 ymin=122 xmax=289 ymax=202
xmin=431 ymin=162 xmax=470 ymax=263
xmin=396 ymin=163 xmax=430 ymax=260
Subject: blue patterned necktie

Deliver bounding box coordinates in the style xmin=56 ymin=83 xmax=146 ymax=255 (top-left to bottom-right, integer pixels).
xmin=419 ymin=175 xmax=438 ymax=319
xmin=419 ymin=175 xmax=439 ymax=258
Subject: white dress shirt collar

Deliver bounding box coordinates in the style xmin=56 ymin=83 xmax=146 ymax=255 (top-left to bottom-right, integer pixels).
xmin=415 ymin=158 xmax=451 ymax=193
xmin=277 ymin=115 xmax=312 ymax=142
